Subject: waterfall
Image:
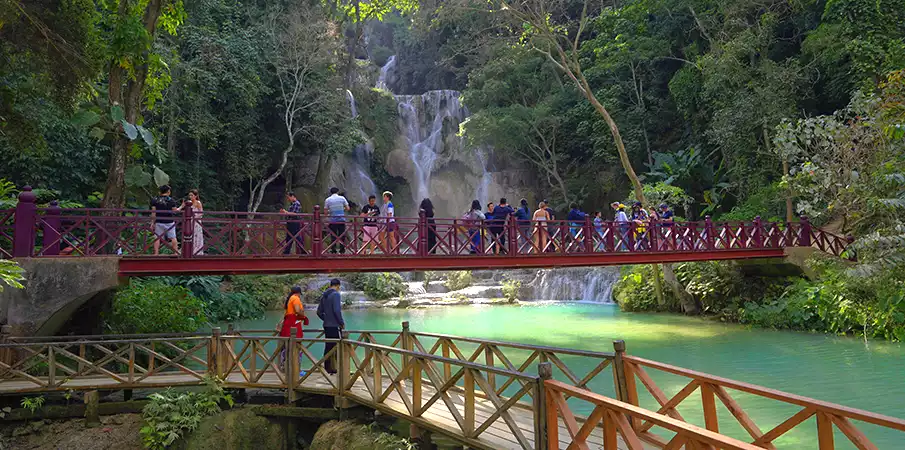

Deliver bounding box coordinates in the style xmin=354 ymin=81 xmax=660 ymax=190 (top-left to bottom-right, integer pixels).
xmin=376 ymin=56 xmax=396 ymax=91
xmin=528 ymin=267 xmax=620 ymax=302
xmin=474 ymin=147 xmax=492 ymax=206
xmin=345 ymin=90 xmax=376 ymax=204
xmin=395 ymin=90 xmax=468 ymax=204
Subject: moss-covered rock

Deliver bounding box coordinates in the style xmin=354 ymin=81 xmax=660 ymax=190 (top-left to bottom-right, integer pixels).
xmin=310 ymin=420 xmax=411 ymax=450
xmin=182 ymin=409 xmax=285 ymax=450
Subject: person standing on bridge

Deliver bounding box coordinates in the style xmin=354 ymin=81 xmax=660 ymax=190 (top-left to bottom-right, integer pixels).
xmin=177 ymin=189 xmax=204 ymax=256
xmin=361 ymin=195 xmax=380 ymax=255
xmin=317 ymin=279 xmax=344 ymax=375
xmin=381 ymin=191 xmax=397 ymax=253
xmin=150 ymin=185 xmax=180 ymax=256
xmin=280 ymin=192 xmax=305 ymax=255
xmin=276 ymin=286 xmax=308 ymax=373
xmin=324 ymin=187 xmax=350 ymax=254
xmin=612 ymin=202 xmax=629 ymax=251
xmin=464 ymin=200 xmax=485 ymax=254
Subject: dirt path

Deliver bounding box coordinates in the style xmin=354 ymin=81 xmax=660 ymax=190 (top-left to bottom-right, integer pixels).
xmin=1 ymin=414 xmax=143 ymax=450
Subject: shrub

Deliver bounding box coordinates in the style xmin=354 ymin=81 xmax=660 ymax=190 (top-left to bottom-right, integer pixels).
xmin=228 ymin=274 xmax=305 ymax=310
xmin=674 ymin=261 xmax=746 ymax=313
xmin=360 ymin=273 xmax=407 ymax=300
xmin=445 ymin=271 xmax=473 ymax=291
xmin=501 ymin=280 xmax=521 ymax=303
xmin=106 ymin=280 xmax=207 ymax=334
xmin=205 ymin=291 xmax=264 ymax=322
xmin=141 ymin=377 xmax=233 ymax=450
xmin=613 ymin=265 xmax=662 ymax=312
xmin=717 ymin=182 xmax=786 ymax=223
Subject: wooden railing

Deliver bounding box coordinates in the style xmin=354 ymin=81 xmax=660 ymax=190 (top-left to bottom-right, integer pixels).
xmin=620 ymin=354 xmax=905 ymax=449
xmin=2 ymin=327 xmax=905 ymax=449
xmin=544 ymin=379 xmax=761 ymax=450
xmin=3 ymin=185 xmax=851 ymax=261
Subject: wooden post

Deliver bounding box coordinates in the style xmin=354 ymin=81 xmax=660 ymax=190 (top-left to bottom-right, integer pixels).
xmin=287 ymin=327 xmax=298 ymax=403
xmin=337 ymin=330 xmax=351 ymax=414
xmin=817 ymin=411 xmax=834 ymax=449
xmin=701 ymin=383 xmax=719 ymax=433
xmin=704 ymin=216 xmax=715 ymax=250
xmin=13 ymin=186 xmax=37 ymax=257
xmin=648 ymin=216 xmax=659 ymax=252
xmin=401 ymin=321 xmax=410 ymax=376
xmin=605 ymin=221 xmax=615 ymax=252
xmin=584 ymin=215 xmax=593 ymax=253
xmin=42 ymin=200 xmax=61 ymax=256
xmin=312 ymin=205 xmax=322 ymax=256
xmin=418 ymin=210 xmax=428 ymax=257
xmin=372 ymin=348 xmax=382 ymax=403
xmin=84 ymin=390 xmax=100 ymax=427
xmin=442 ymin=339 xmax=451 ymax=382
xmin=799 ymin=215 xmax=812 ymax=247
xmin=464 ymin=368 xmax=475 ymax=437
xmin=753 ymin=216 xmax=764 ymax=248
xmin=612 ymin=340 xmax=639 ymax=429
xmin=484 ymin=346 xmax=495 ymax=392
xmin=181 ymin=201 xmax=194 ymax=258
xmin=412 ymin=357 xmax=422 ymax=417
xmin=209 ymin=327 xmax=221 ymax=378
xmin=536 ymin=362 xmax=553 ymax=450
xmin=508 ymin=215 xmax=518 ymax=255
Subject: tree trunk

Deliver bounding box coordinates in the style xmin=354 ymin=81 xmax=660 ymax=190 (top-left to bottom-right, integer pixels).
xmin=249 ymin=140 xmax=294 ymax=213
xmin=652 ymin=263 xmax=665 ymax=306
xmin=100 ymin=0 xmax=164 ymax=208
xmin=662 ymin=263 xmax=699 ymax=314
xmin=783 ymin=159 xmax=793 ymax=223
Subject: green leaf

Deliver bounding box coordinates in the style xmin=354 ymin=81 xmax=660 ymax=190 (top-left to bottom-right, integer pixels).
xmin=71 ymin=110 xmax=100 ymax=127
xmin=153 ymin=166 xmax=169 ymax=188
xmin=89 ymin=127 xmax=106 ymax=141
xmin=124 ymin=166 xmax=152 ymax=188
xmin=138 ymin=126 xmax=155 ymax=146
xmin=121 ymin=120 xmax=139 ymax=140
xmin=111 ymin=105 xmax=124 ymax=122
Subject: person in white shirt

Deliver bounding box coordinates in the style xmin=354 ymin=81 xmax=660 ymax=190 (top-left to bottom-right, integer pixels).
xmin=324 ymin=187 xmax=349 ymax=254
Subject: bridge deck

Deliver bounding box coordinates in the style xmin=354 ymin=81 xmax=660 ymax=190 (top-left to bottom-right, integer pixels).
xmin=0 ymin=370 xmax=637 ymax=450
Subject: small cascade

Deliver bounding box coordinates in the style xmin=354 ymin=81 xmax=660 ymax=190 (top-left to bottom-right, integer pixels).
xmin=344 ymin=90 xmax=377 ymax=204
xmin=376 ymin=55 xmax=396 ymax=91
xmin=474 ymin=147 xmax=492 ymax=206
xmin=528 ymin=267 xmax=620 ymax=302
xmin=395 ymin=90 xmax=468 ymax=204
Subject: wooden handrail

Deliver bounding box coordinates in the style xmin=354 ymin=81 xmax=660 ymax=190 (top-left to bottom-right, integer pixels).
xmin=411 ymin=331 xmax=616 ymax=359
xmin=624 ymin=355 xmax=905 ymax=432
xmin=545 ymin=380 xmax=762 ymax=450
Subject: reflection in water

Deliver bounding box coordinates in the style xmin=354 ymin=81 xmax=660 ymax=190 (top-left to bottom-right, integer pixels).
xmin=229 ymin=303 xmax=905 ymax=448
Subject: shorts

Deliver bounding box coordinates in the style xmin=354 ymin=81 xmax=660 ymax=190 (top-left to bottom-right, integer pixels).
xmin=363 ymin=225 xmax=377 ymax=242
xmin=154 ymin=222 xmax=177 ymax=240
xmin=387 ymin=221 xmax=398 ymax=232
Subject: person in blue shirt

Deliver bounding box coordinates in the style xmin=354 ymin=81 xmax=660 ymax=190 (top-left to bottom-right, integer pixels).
xmin=566 ymin=202 xmax=588 ymax=251
xmin=655 ymin=203 xmax=675 ymax=251
xmin=316 ymin=279 xmax=345 ymax=375
xmin=515 ymin=198 xmax=531 ymax=252
xmin=490 ymin=198 xmax=514 ymax=254
xmin=280 ymin=192 xmax=306 ymax=254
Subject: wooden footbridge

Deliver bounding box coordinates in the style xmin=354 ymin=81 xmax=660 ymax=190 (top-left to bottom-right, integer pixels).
xmin=0 ymin=324 xmax=902 ymax=449
xmin=3 ymin=186 xmax=852 ymax=275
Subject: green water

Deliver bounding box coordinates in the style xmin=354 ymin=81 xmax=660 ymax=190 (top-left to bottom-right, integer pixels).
xmin=232 ymin=303 xmax=905 ymax=448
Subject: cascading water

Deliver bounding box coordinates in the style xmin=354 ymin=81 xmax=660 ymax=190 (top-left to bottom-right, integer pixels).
xmin=376 ymin=55 xmax=396 ymax=90
xmin=474 ymin=147 xmax=493 ymax=206
xmin=528 ymin=267 xmax=621 ymax=302
xmin=344 ymin=90 xmax=377 ymax=203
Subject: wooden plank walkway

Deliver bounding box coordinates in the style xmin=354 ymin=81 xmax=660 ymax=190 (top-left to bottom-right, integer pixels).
xmin=0 ymin=370 xmax=634 ymax=450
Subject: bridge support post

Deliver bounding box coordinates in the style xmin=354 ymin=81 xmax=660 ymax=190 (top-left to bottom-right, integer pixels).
xmin=401 ymin=321 xmax=411 ymax=375
xmin=753 ymin=216 xmax=764 ymax=248
xmin=208 ymin=327 xmax=221 ymax=379
xmin=84 ymin=390 xmax=100 ymax=428
xmin=181 ymin=201 xmax=194 ymax=258
xmin=287 ymin=327 xmax=298 ymax=404
xmin=312 ymin=205 xmax=322 ymax=256
xmin=536 ymin=362 xmax=552 ymax=450
xmin=704 ymin=216 xmax=715 ymax=250
xmin=799 ymin=215 xmax=812 ymax=247
xmin=42 ymin=200 xmax=61 ymax=256
xmin=612 ymin=340 xmax=639 ymax=429
xmin=335 ymin=330 xmax=352 ymax=414
xmin=13 ymin=186 xmax=36 ymax=258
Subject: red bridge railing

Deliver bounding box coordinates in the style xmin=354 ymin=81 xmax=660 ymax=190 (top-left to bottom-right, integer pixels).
xmin=1 ymin=186 xmax=851 ymax=260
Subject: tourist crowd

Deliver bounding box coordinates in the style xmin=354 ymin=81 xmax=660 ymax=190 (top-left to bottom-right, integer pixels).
xmin=147 ymin=183 xmax=676 ymax=256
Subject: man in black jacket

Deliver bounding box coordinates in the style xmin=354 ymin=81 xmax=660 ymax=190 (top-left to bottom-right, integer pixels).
xmin=316 ymin=279 xmax=344 ymax=375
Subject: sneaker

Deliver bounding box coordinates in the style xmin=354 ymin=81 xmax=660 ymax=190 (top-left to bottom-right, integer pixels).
xmin=299 ymin=370 xmax=307 ymax=377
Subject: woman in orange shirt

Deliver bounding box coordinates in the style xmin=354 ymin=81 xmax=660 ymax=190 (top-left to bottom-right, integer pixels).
xmin=277 ymin=286 xmax=309 ymax=338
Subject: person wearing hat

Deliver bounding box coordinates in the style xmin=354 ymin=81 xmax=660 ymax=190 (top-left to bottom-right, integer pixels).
xmin=611 ymin=202 xmax=629 ymax=251
xmin=316 ymin=278 xmax=345 ymax=375
xmin=655 ymin=203 xmax=675 ymax=251
xmin=630 ymin=201 xmax=650 ymax=250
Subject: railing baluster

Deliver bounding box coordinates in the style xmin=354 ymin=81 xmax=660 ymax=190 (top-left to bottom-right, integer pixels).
xmin=702 ymin=382 xmax=719 ymax=433
xmin=464 ymin=368 xmax=475 ymax=437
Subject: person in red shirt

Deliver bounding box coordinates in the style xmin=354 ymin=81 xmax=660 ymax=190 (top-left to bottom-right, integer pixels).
xmin=276 ymin=286 xmax=309 ymax=374
xmin=277 ymin=286 xmax=308 ymax=338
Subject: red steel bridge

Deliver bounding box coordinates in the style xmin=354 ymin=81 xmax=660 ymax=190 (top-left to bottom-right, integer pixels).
xmin=1 ymin=187 xmax=851 ymax=276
